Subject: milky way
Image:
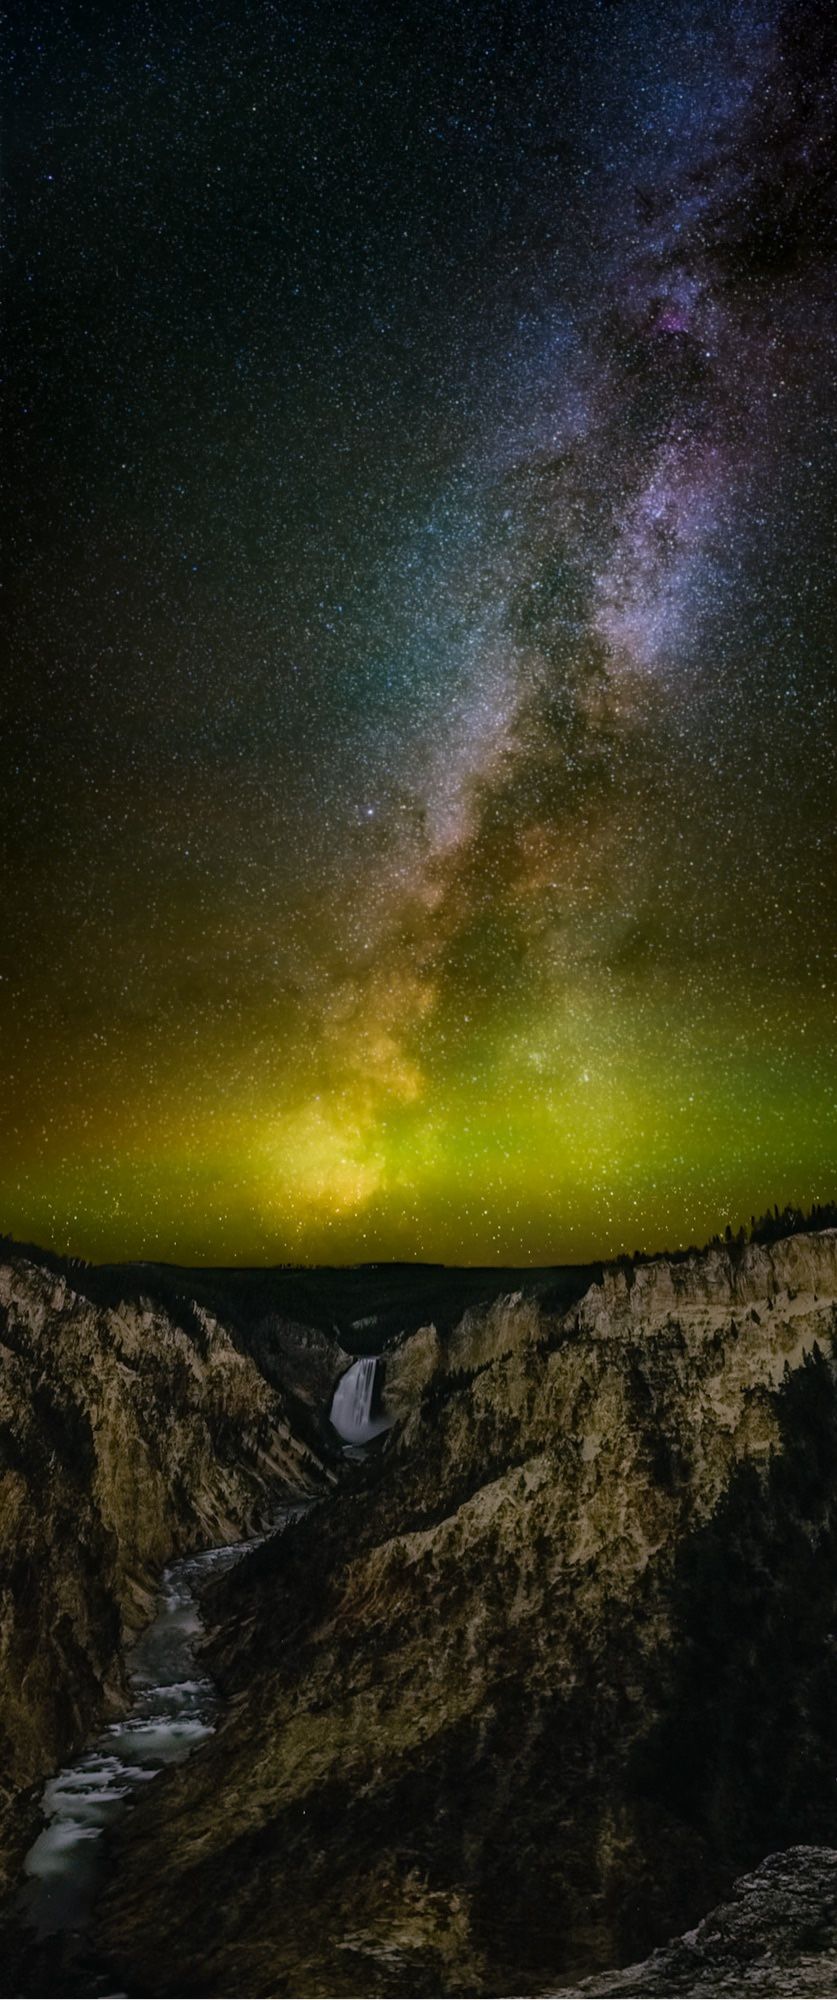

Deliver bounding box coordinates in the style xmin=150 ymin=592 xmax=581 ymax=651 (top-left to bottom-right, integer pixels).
xmin=4 ymin=0 xmax=836 ymax=1261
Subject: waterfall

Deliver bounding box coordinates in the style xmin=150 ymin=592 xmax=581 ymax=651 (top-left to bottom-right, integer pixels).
xmin=330 ymin=1356 xmax=393 ymax=1445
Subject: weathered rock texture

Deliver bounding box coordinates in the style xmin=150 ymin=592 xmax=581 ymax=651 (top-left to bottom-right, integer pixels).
xmin=240 ymin=1311 xmax=352 ymax=1447
xmin=0 ymin=1246 xmax=329 ymax=1895
xmin=562 ymin=1845 xmax=837 ymax=1995
xmin=82 ymin=1231 xmax=837 ymax=1996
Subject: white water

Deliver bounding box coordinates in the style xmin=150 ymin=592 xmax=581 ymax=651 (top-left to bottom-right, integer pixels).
xmin=19 ymin=1525 xmax=289 ymax=1941
xmin=330 ymin=1355 xmax=393 ymax=1446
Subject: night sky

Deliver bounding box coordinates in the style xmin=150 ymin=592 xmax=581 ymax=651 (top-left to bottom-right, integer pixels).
xmin=4 ymin=0 xmax=836 ymax=1264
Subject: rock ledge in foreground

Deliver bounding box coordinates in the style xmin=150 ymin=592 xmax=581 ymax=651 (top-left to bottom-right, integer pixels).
xmin=560 ymin=1846 xmax=837 ymax=1996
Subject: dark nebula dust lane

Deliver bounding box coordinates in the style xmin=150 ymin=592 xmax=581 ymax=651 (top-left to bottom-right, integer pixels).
xmin=3 ymin=0 xmax=836 ymax=1263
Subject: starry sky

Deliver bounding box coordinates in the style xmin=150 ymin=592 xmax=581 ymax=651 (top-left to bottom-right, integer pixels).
xmin=3 ymin=0 xmax=836 ymax=1264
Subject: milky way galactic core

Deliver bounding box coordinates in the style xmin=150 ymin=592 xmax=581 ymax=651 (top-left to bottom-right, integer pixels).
xmin=4 ymin=0 xmax=836 ymax=1261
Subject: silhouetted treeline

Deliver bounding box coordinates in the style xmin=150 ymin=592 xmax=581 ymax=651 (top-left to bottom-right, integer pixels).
xmin=618 ymin=1199 xmax=837 ymax=1270
xmin=746 ymin=1200 xmax=837 ymax=1244
xmin=1 ymin=1201 xmax=836 ymax=1338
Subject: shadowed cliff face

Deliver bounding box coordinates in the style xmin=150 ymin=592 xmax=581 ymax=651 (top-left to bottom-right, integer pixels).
xmin=0 ymin=1249 xmax=332 ymax=1896
xmin=78 ymin=1232 xmax=837 ymax=1998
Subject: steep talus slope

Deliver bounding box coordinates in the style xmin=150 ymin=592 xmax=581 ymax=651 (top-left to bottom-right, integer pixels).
xmin=0 ymin=1248 xmax=330 ymax=1895
xmin=86 ymin=1231 xmax=837 ymax=1997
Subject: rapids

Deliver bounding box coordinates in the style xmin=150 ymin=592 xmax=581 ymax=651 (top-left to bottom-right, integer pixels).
xmin=19 ymin=1521 xmax=295 ymax=1942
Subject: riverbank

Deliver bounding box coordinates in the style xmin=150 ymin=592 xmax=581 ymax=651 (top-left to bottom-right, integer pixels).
xmin=0 ymin=1243 xmax=335 ymax=1907
xmin=2 ymin=1508 xmax=307 ymax=1997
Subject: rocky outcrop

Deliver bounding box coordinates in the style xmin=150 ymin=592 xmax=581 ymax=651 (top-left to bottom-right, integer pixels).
xmin=562 ymin=1846 xmax=837 ymax=1995
xmin=81 ymin=1232 xmax=837 ymax=1996
xmin=242 ymin=1312 xmax=352 ymax=1447
xmin=0 ymin=1247 xmax=329 ymax=1896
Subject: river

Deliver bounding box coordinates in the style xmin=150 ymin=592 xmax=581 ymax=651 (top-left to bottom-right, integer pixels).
xmin=18 ymin=1513 xmax=300 ymax=1946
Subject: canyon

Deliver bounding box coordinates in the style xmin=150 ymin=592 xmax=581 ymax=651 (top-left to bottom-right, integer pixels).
xmin=0 ymin=1243 xmax=339 ymax=1905
xmin=2 ymin=1231 xmax=837 ymax=1994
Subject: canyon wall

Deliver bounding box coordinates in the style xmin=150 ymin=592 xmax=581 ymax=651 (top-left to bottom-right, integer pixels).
xmin=82 ymin=1231 xmax=837 ymax=1995
xmin=0 ymin=1247 xmax=329 ymax=1895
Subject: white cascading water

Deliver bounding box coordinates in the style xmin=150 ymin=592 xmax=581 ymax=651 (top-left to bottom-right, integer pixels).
xmin=330 ymin=1355 xmax=393 ymax=1445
